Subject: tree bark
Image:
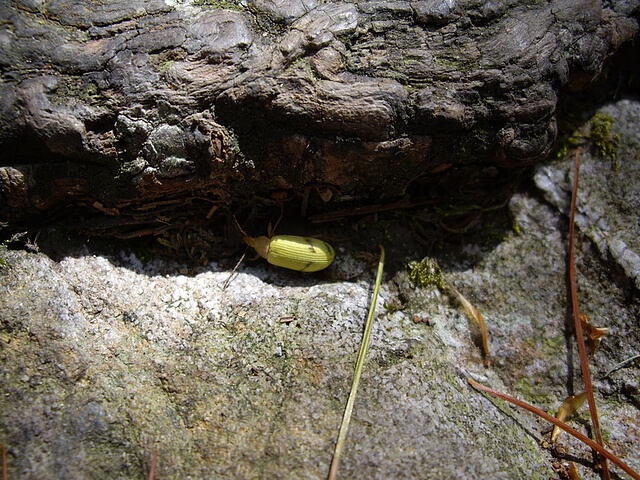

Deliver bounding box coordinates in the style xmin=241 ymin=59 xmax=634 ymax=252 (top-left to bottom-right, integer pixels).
xmin=0 ymin=0 xmax=638 ymax=246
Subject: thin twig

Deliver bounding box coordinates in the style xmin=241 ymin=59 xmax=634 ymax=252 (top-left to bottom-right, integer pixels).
xmin=604 ymin=354 xmax=640 ymax=378
xmin=568 ymin=149 xmax=610 ymax=479
xmin=328 ymin=245 xmax=385 ymax=480
xmin=309 ymin=199 xmax=439 ymax=223
xmin=467 ymin=378 xmax=640 ymax=480
xmin=147 ymin=451 xmax=157 ymax=480
xmin=222 ymin=251 xmax=246 ymax=290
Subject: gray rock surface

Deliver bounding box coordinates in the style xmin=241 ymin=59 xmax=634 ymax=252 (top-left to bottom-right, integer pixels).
xmin=1 ymin=99 xmax=639 ymax=478
xmin=536 ymin=99 xmax=640 ymax=291
xmin=1 ymin=0 xmax=638 ymax=244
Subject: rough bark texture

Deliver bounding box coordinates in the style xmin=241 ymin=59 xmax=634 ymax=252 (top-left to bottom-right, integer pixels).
xmin=0 ymin=0 xmax=638 ymax=247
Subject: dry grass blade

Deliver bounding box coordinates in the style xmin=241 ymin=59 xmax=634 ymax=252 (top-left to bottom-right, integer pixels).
xmin=467 ymin=378 xmax=640 ymax=480
xmin=328 ymin=245 xmax=385 ymax=480
xmin=222 ymin=251 xmax=246 ymax=289
xmin=551 ymin=392 xmax=588 ymax=443
xmin=568 ymin=149 xmax=610 ymax=478
xmin=449 ymin=286 xmax=491 ymax=366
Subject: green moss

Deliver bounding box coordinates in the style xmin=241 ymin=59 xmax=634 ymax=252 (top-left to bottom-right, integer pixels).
xmin=513 ymin=376 xmax=555 ymax=406
xmin=383 ymin=301 xmax=405 ymax=314
xmin=539 ymin=335 xmax=565 ymax=358
xmin=555 ymin=112 xmax=620 ymax=161
xmin=511 ymin=219 xmax=523 ymax=235
xmin=408 ymin=257 xmax=446 ymax=290
xmin=157 ymin=59 xmax=174 ymax=74
xmin=433 ymin=43 xmax=480 ymax=74
xmin=47 ymin=77 xmax=104 ymax=106
xmin=193 ymin=0 xmax=245 ymax=10
xmin=590 ymin=113 xmax=620 ymax=159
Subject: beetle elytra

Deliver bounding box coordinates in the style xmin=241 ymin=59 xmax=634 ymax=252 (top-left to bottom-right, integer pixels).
xmin=244 ymin=235 xmax=335 ymax=272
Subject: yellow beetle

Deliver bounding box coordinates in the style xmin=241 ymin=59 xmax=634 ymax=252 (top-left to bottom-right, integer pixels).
xmin=243 ymin=234 xmax=335 ymax=272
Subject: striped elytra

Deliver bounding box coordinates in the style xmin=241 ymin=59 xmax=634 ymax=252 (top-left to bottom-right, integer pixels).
xmin=244 ymin=235 xmax=335 ymax=272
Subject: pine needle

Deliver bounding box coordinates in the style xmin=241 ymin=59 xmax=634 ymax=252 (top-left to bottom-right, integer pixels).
xmin=568 ymin=149 xmax=609 ymax=478
xmin=467 ymin=378 xmax=640 ymax=480
xmin=328 ymin=245 xmax=385 ymax=480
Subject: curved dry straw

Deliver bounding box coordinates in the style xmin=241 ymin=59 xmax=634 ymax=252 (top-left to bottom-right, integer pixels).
xmin=328 ymin=245 xmax=385 ymax=480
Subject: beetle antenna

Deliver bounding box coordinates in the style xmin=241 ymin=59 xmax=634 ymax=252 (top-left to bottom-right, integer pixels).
xmin=271 ymin=202 xmax=284 ymax=235
xmin=229 ymin=213 xmax=249 ymax=237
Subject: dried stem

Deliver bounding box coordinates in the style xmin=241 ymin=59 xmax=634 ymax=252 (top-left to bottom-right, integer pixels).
xmin=328 ymin=245 xmax=385 ymax=480
xmin=147 ymin=451 xmax=157 ymax=480
xmin=467 ymin=378 xmax=639 ymax=480
xmin=448 ymin=285 xmax=491 ymax=366
xmin=568 ymin=149 xmax=610 ymax=478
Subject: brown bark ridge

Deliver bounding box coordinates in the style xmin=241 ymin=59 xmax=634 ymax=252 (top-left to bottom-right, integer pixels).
xmin=0 ymin=0 xmax=638 ymax=250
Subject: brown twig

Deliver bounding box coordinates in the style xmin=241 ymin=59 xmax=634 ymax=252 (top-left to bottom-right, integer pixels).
xmin=308 ymin=198 xmax=440 ymax=223
xmin=467 ymin=378 xmax=640 ymax=480
xmin=147 ymin=451 xmax=157 ymax=480
xmin=568 ymin=149 xmax=610 ymax=479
